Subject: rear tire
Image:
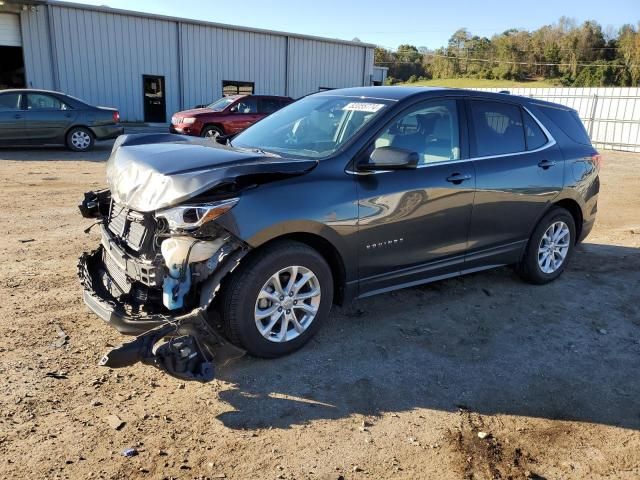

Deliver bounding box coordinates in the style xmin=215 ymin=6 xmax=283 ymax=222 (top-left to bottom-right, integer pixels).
xmin=66 ymin=127 xmax=94 ymax=152
xmin=201 ymin=125 xmax=223 ymax=141
xmin=517 ymin=207 xmax=576 ymax=284
xmin=221 ymin=240 xmax=333 ymax=358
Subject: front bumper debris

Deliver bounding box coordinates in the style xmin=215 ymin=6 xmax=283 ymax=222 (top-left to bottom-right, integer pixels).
xmin=99 ymin=310 xmax=244 ymax=382
xmin=78 ymin=248 xmax=245 ymax=381
xmin=79 ymin=248 xmax=168 ymax=333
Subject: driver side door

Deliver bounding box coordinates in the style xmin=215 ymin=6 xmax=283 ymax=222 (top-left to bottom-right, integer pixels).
xmin=355 ymin=98 xmax=476 ymax=296
xmin=226 ymin=97 xmax=260 ymax=133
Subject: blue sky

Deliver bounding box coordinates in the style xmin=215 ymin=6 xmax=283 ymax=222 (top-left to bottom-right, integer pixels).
xmin=76 ymin=0 xmax=638 ymax=49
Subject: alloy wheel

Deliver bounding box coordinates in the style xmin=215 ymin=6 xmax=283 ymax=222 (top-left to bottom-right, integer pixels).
xmin=537 ymin=221 xmax=571 ymax=274
xmin=254 ymin=266 xmax=321 ymax=343
xmin=205 ymin=129 xmax=220 ymax=139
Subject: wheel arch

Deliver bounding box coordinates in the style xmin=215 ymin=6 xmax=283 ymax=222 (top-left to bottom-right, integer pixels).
xmin=241 ymin=231 xmax=349 ymax=305
xmin=65 ymin=124 xmax=95 ymax=138
xmin=521 ymin=196 xmax=585 ymax=263
xmin=201 ymin=123 xmax=226 ymax=135
xmin=550 ymin=198 xmax=583 ymax=243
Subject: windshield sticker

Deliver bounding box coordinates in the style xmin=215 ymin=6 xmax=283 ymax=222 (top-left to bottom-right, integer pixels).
xmin=342 ymin=102 xmax=385 ymax=113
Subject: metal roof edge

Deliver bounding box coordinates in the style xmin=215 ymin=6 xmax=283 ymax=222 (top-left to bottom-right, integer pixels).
xmin=31 ymin=0 xmax=377 ymax=48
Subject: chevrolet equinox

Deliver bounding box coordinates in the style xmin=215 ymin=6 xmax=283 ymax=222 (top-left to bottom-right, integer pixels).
xmin=79 ymin=87 xmax=600 ymax=380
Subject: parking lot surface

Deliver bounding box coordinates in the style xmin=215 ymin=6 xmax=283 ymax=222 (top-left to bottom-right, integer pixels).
xmin=0 ymin=148 xmax=638 ymax=479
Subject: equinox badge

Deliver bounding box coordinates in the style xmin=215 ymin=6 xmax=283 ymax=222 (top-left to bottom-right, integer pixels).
xmin=366 ymin=238 xmax=404 ymax=250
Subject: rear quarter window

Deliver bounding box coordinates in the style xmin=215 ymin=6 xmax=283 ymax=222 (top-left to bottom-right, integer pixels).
xmin=536 ymin=105 xmax=591 ymax=145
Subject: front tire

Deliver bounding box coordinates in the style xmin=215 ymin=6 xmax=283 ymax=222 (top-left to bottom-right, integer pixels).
xmin=517 ymin=207 xmax=576 ymax=284
xmin=221 ymin=240 xmax=334 ymax=358
xmin=66 ymin=127 xmax=94 ymax=152
xmin=201 ymin=125 xmax=223 ymax=141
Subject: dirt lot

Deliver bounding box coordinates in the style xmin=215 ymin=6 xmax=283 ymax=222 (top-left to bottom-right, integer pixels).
xmin=0 ymin=145 xmax=639 ymax=479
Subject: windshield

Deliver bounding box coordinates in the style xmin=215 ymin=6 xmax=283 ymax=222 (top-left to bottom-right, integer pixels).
xmin=207 ymin=97 xmax=237 ymax=111
xmin=231 ymin=95 xmax=391 ymax=159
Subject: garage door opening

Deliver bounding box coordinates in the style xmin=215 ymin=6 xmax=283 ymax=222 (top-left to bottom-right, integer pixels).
xmin=0 ymin=46 xmax=25 ymax=89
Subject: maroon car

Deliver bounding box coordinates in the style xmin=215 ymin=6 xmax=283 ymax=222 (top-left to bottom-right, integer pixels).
xmin=170 ymin=94 xmax=293 ymax=139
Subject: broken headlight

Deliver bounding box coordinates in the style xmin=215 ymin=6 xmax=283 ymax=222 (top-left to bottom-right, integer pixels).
xmin=155 ymin=198 xmax=238 ymax=231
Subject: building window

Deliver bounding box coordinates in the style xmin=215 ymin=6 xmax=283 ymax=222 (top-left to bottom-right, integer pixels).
xmin=222 ymin=80 xmax=254 ymax=96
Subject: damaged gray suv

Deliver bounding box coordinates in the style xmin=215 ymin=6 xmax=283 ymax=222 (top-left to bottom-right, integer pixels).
xmin=79 ymin=87 xmax=600 ymax=380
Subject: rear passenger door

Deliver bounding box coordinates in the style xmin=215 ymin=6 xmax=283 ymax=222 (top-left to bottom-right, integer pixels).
xmin=465 ymin=98 xmax=564 ymax=269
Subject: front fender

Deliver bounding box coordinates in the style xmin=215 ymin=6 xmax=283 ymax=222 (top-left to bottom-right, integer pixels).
xmin=214 ymin=169 xmax=359 ymax=283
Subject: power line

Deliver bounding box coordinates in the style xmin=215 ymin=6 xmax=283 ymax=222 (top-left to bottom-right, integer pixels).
xmin=375 ymin=53 xmax=638 ymax=69
xmin=378 ymin=45 xmax=625 ymax=52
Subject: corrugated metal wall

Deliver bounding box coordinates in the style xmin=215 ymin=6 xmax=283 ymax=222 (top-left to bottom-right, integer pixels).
xmin=48 ymin=5 xmax=180 ymax=122
xmin=287 ymin=38 xmax=368 ymax=98
xmin=475 ymin=87 xmax=640 ymax=153
xmin=19 ymin=9 xmax=54 ymax=89
xmin=179 ymin=24 xmax=287 ymax=108
xmin=18 ymin=4 xmax=375 ymax=122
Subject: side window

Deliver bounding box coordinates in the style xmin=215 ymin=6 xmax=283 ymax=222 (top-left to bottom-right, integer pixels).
xmin=0 ymin=93 xmax=22 ymax=110
xmin=538 ymin=105 xmax=591 ymax=145
xmin=374 ymin=99 xmax=460 ymax=164
xmin=259 ymin=98 xmax=281 ymax=114
xmin=232 ymin=97 xmax=258 ymax=114
xmin=470 ymin=100 xmax=525 ymax=156
xmin=27 ymin=94 xmax=67 ymax=111
xmin=523 ymin=110 xmax=548 ymax=150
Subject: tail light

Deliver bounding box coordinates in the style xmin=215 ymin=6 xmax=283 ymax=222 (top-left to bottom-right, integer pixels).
xmin=592 ymin=152 xmax=602 ymax=169
xmin=112 ymin=111 xmax=120 ymax=123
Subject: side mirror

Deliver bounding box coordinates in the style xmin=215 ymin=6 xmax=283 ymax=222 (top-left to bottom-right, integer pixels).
xmin=358 ymin=147 xmax=419 ymax=171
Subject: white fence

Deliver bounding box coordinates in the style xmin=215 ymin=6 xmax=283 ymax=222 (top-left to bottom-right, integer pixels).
xmin=474 ymin=87 xmax=640 ymax=153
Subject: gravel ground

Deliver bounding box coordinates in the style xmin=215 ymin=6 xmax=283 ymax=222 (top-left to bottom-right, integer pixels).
xmin=0 ymin=146 xmax=638 ymax=479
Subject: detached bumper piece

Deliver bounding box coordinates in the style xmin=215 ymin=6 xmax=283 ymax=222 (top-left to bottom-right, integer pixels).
xmin=78 ymin=248 xmax=244 ymax=381
xmin=99 ymin=311 xmax=244 ymax=382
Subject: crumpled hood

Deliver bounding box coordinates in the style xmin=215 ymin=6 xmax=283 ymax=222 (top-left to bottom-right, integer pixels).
xmin=106 ymin=134 xmax=317 ymax=212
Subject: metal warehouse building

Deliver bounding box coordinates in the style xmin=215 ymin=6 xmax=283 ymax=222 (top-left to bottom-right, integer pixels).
xmin=0 ymin=1 xmax=376 ymax=122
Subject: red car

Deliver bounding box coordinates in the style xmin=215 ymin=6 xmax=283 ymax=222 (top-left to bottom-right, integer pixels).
xmin=170 ymin=94 xmax=293 ymax=139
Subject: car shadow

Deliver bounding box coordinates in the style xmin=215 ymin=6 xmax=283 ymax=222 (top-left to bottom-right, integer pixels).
xmin=212 ymin=242 xmax=640 ymax=431
xmin=0 ymin=141 xmax=115 ymax=162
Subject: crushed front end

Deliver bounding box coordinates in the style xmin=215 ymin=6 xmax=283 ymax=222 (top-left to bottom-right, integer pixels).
xmin=77 ymin=133 xmax=318 ymax=380
xmin=78 ymin=189 xmax=247 ymax=381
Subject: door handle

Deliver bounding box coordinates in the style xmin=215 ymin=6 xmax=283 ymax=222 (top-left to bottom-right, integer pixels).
xmin=538 ymin=160 xmax=557 ymax=169
xmin=14 ymin=114 xmax=22 ymax=119
xmin=446 ymin=173 xmax=472 ymax=184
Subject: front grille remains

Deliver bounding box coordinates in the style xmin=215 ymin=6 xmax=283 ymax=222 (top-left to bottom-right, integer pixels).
xmin=108 ymin=204 xmax=127 ymax=237
xmin=103 ymin=249 xmax=131 ymax=294
xmin=107 ymin=203 xmax=152 ymax=251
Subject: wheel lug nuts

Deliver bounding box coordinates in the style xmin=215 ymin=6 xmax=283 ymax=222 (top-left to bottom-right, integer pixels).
xmin=293 ymin=300 xmax=297 ymax=305
xmin=279 ymin=295 xmax=284 ymax=300
xmin=278 ymin=307 xmax=283 ymax=312
xmin=289 ymin=292 xmax=294 ymax=297
xmin=286 ymin=309 xmax=291 ymax=314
